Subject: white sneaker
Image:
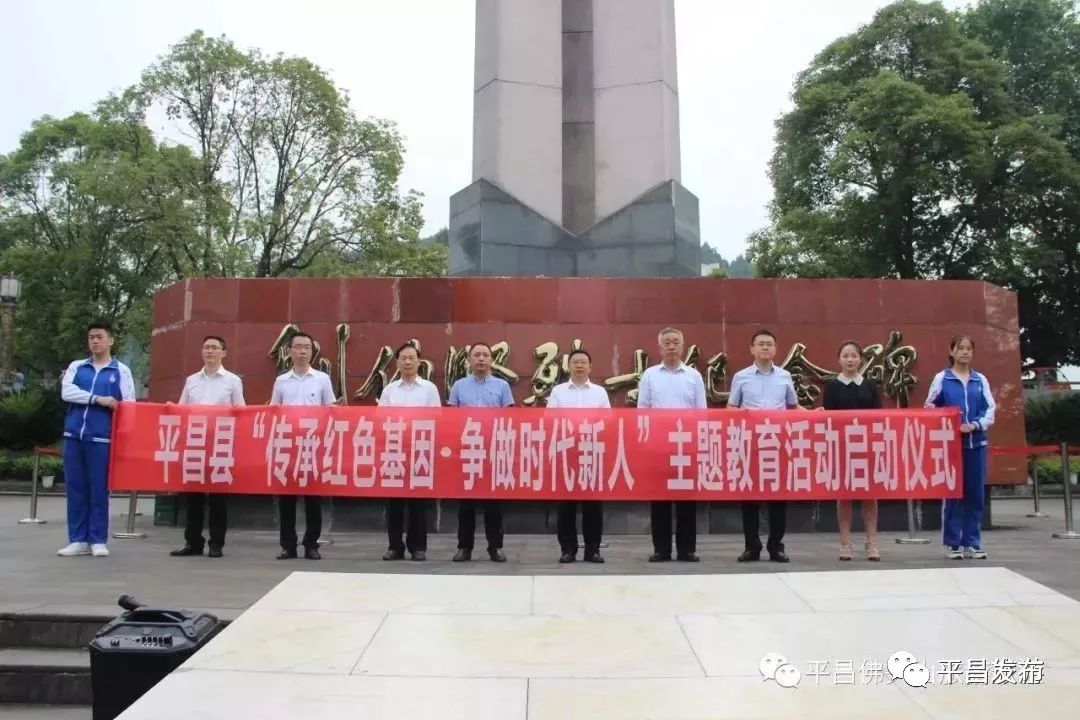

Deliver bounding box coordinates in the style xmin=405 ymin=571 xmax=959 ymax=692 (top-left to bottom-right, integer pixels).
xmin=946 ymin=546 xmax=964 ymax=560
xmin=57 ymin=542 xmax=90 ymax=557
xmin=91 ymin=544 xmax=110 ymax=557
xmin=963 ymin=547 xmax=988 ymax=560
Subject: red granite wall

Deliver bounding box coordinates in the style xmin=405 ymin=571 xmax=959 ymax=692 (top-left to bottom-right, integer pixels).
xmin=150 ymin=277 xmax=1025 ymax=484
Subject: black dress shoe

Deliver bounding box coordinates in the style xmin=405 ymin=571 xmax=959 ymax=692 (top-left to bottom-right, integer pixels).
xmin=737 ymin=549 xmax=761 ymax=563
xmin=207 ymin=547 xmax=223 ymax=558
xmin=170 ymin=545 xmax=203 ymax=557
xmin=276 ymin=549 xmax=298 ymax=560
xmin=769 ymin=550 xmax=790 ymax=563
xmin=383 ymin=549 xmax=405 ymax=561
xmin=489 ymin=549 xmax=507 ymax=563
xmin=648 ymin=552 xmax=672 ymax=562
xmin=677 ymin=553 xmax=700 ymax=563
xmin=558 ymin=552 xmax=576 ymax=564
xmin=584 ymin=552 xmax=605 ymax=564
xmin=452 ymin=549 xmax=472 ymax=562
xmin=304 ymin=547 xmax=321 ymax=560
xmin=411 ymin=550 xmax=426 ymax=561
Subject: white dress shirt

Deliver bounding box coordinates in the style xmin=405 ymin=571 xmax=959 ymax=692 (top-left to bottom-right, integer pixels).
xmin=378 ymin=377 xmax=442 ymax=408
xmin=270 ymin=368 xmax=337 ymax=406
xmin=179 ymin=366 xmax=245 ymax=406
xmin=637 ymin=363 xmax=708 ymax=409
xmin=547 ymin=379 xmax=611 ymax=409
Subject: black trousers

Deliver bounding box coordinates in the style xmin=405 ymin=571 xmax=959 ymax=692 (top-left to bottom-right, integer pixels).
xmin=387 ymin=498 xmax=428 ymax=553
xmin=557 ymin=501 xmax=603 ymax=554
xmin=742 ymin=500 xmax=787 ymax=553
xmin=278 ymin=495 xmax=322 ymax=550
xmin=650 ymin=501 xmax=696 ymax=556
xmin=457 ymin=500 xmax=503 ymax=551
xmin=183 ymin=492 xmax=227 ymax=550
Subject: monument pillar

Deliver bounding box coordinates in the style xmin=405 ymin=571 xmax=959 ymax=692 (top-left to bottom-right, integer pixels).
xmin=451 ymin=0 xmax=701 ymax=277
xmin=473 ymin=0 xmax=563 ymax=224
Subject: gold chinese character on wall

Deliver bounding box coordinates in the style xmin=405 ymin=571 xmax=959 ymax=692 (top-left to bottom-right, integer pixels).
xmin=779 ymin=330 xmax=919 ymax=408
xmin=523 ymin=339 xmax=585 ymax=406
xmin=265 ymin=324 xmax=919 ymax=409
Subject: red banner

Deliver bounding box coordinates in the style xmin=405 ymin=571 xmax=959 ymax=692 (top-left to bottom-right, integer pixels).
xmin=109 ymin=404 xmax=964 ymax=501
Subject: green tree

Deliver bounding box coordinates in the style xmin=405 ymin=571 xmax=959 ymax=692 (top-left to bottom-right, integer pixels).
xmin=421 ymin=227 xmax=449 ymax=246
xmin=749 ymin=0 xmax=1080 ymax=365
xmin=134 ymin=31 xmax=425 ymax=278
xmin=961 ymin=0 xmax=1080 ymax=365
xmin=0 ymin=113 xmax=202 ymax=372
xmin=700 ymin=242 xmax=723 ymax=264
xmin=706 ymin=265 xmax=728 ymax=278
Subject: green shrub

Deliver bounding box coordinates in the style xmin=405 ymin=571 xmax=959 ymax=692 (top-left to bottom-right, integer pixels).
xmin=0 ymin=452 xmax=63 ymax=480
xmin=0 ymin=389 xmax=64 ymax=450
xmin=1024 ymin=393 xmax=1080 ymax=446
xmin=1033 ymin=456 xmax=1080 ymax=484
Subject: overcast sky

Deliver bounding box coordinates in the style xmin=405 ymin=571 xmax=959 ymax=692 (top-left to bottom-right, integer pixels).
xmin=2 ymin=0 xmax=970 ymax=260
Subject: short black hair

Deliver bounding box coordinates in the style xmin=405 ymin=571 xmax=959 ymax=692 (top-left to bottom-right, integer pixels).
xmin=289 ymin=331 xmax=315 ymax=348
xmin=87 ymin=320 xmax=113 ymax=336
xmin=568 ymin=349 xmax=592 ymax=363
xmin=751 ymin=329 xmax=776 ymax=345
xmin=203 ymin=335 xmax=227 ymax=350
xmin=394 ymin=342 xmax=420 ymax=359
xmin=468 ymin=342 xmax=493 ymax=355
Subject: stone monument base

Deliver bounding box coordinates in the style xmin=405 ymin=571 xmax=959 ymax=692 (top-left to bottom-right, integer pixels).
xmin=449 ymin=179 xmax=701 ymax=277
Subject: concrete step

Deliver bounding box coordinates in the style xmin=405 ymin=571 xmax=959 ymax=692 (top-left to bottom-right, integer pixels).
xmin=0 ymin=706 xmax=90 ymax=719
xmin=0 ymin=615 xmax=110 ymax=650
xmin=0 ymin=648 xmax=91 ymax=705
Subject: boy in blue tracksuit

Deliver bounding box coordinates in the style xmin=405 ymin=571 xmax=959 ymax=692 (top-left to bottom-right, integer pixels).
xmin=57 ymin=321 xmax=135 ymax=557
xmin=924 ymin=335 xmax=996 ymax=560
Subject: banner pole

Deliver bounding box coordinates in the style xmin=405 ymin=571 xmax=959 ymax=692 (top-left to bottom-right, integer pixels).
xmin=113 ymin=492 xmax=147 ymax=539
xmin=18 ymin=451 xmax=47 ymax=525
xmin=321 ymin=496 xmax=334 ymax=546
xmin=895 ymin=499 xmax=930 ymax=545
xmin=1052 ymin=442 xmax=1080 ymax=540
xmin=1027 ymin=455 xmax=1048 ymax=518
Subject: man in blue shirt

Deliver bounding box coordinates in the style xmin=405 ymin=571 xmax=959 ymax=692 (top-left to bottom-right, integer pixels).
xmin=728 ymin=329 xmax=798 ymax=564
xmin=449 ymin=342 xmax=514 ymax=562
xmin=57 ymin=321 xmax=136 ymax=558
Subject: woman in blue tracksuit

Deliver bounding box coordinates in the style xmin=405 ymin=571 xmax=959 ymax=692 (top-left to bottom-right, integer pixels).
xmin=924 ymin=335 xmax=996 ymax=560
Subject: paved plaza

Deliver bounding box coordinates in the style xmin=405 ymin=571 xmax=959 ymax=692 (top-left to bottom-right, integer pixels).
xmin=2 ymin=495 xmax=1079 ymax=719
xmin=1 ymin=495 xmax=1079 ymax=617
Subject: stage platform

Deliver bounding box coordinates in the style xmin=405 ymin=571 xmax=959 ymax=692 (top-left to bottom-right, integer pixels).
xmin=114 ymin=567 xmax=1080 ymax=719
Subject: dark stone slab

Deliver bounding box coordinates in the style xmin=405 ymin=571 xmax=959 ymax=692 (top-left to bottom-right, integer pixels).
xmin=448 ymin=180 xmax=702 ymax=278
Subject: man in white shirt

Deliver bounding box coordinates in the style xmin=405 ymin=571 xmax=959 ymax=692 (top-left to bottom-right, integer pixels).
xmin=170 ymin=335 xmax=245 ymax=559
xmin=378 ymin=343 xmax=441 ymax=561
xmin=547 ymin=349 xmax=610 ymax=563
xmin=270 ymin=332 xmax=338 ymax=560
xmin=638 ymin=327 xmax=707 ymax=563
